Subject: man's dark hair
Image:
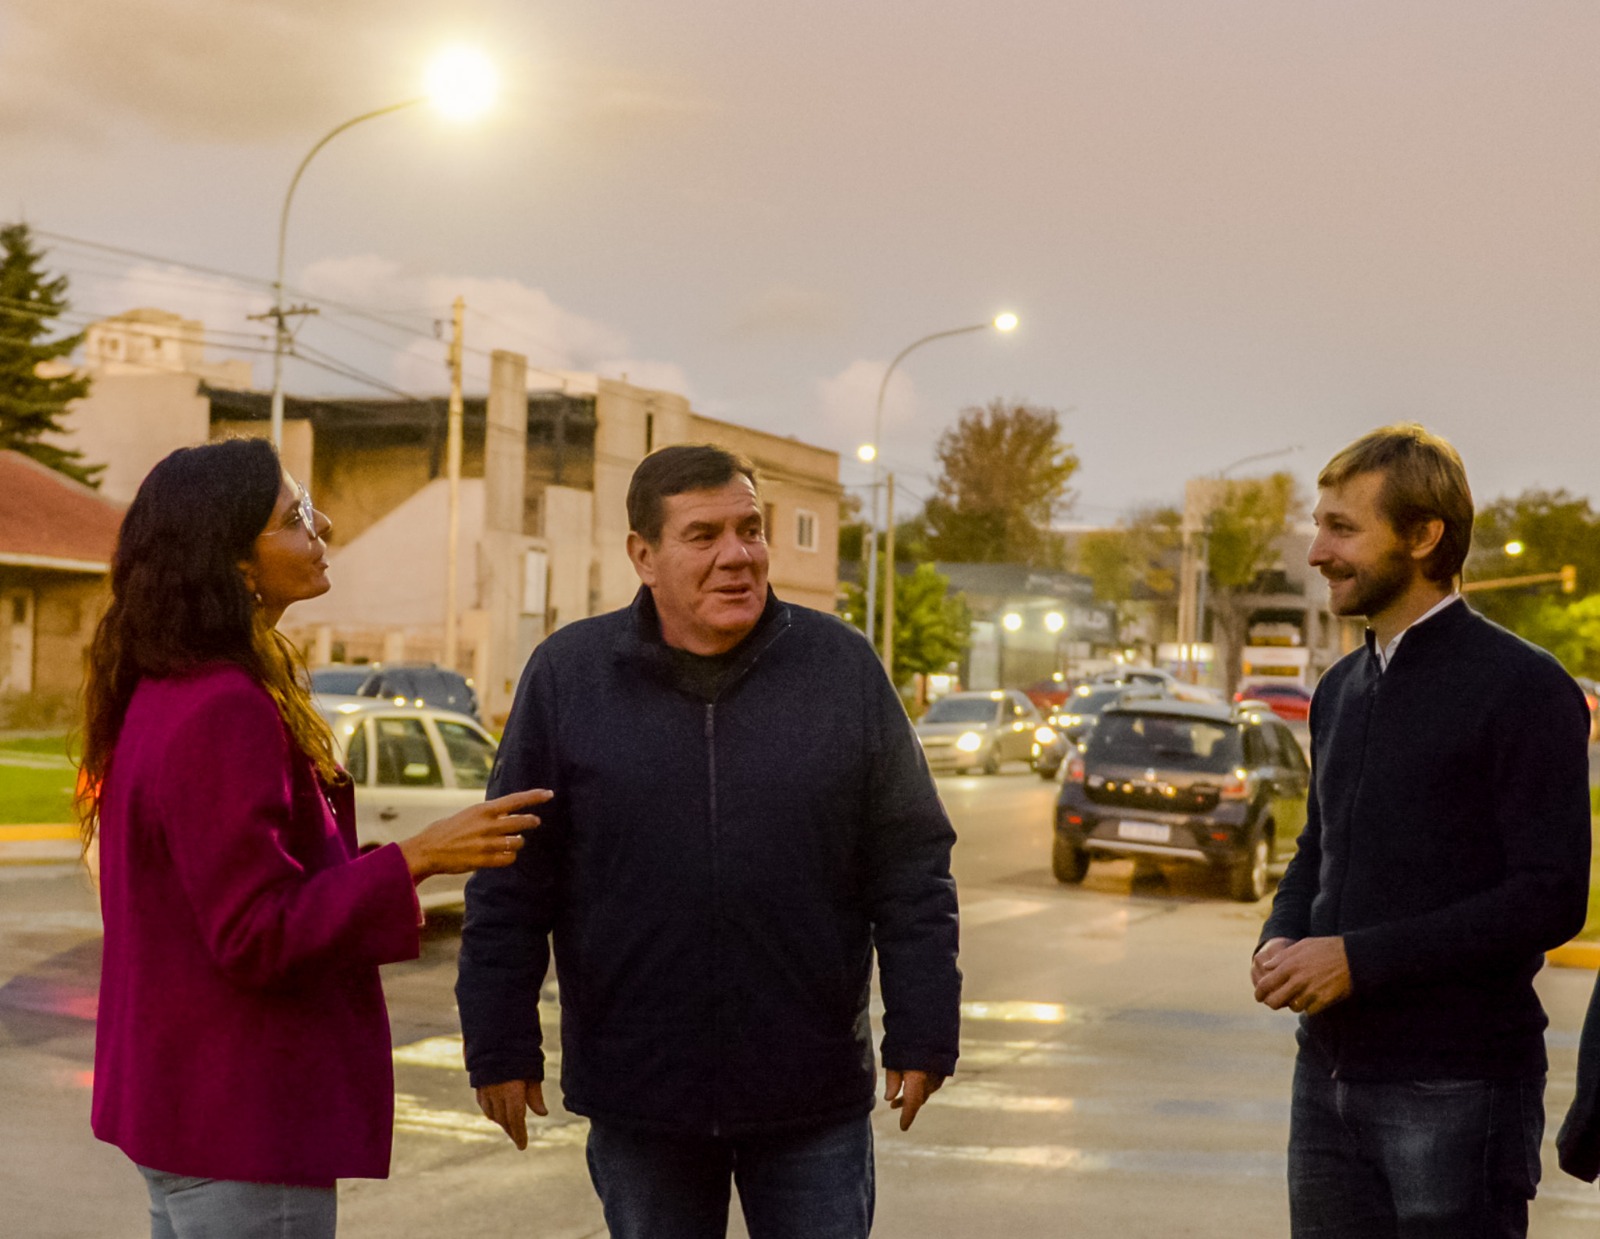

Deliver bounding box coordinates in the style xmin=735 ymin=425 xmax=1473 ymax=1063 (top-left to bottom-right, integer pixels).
xmin=627 ymin=445 xmax=759 ymax=544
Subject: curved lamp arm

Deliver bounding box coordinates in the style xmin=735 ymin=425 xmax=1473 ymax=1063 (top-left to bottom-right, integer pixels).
xmin=275 ymin=98 xmax=424 ymax=296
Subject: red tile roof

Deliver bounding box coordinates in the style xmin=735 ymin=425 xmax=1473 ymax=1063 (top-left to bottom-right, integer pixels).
xmin=0 ymin=451 xmax=125 ymax=571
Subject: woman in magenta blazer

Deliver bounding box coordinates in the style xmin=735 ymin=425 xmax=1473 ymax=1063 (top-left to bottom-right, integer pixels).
xmin=80 ymin=438 xmax=548 ymax=1239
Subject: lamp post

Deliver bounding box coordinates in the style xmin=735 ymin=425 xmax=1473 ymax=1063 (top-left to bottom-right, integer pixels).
xmin=862 ymin=313 xmax=1018 ymax=667
xmin=1188 ymin=444 xmax=1302 ymax=684
xmin=263 ymin=47 xmax=498 ymax=450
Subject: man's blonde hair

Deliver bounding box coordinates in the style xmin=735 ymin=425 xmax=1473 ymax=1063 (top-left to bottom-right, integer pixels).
xmin=1318 ymin=424 xmax=1474 ymax=583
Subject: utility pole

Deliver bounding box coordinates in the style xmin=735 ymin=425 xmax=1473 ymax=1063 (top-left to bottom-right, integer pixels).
xmin=443 ymin=296 xmax=465 ymax=670
xmin=882 ymin=472 xmax=896 ymax=684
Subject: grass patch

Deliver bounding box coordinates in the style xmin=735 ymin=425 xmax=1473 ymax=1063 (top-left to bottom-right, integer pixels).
xmin=0 ymin=731 xmax=76 ymax=825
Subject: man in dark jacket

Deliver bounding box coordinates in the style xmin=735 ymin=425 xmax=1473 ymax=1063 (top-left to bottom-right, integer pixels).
xmin=457 ymin=444 xmax=961 ymax=1239
xmin=1251 ymin=424 xmax=1591 ymax=1238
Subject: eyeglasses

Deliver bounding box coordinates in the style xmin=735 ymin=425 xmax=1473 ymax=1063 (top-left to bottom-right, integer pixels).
xmin=268 ymin=487 xmax=317 ymax=540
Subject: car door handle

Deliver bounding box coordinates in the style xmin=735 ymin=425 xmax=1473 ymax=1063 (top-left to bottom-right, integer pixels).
xmin=379 ymin=808 xmax=399 ymax=822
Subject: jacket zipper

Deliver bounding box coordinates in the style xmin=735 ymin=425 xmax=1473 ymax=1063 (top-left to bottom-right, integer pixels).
xmin=706 ymin=701 xmax=721 ymax=1135
xmin=1331 ymin=667 xmax=1382 ymax=1079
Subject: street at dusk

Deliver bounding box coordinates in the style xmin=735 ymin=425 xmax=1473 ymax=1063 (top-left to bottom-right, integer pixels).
xmin=7 ymin=770 xmax=1600 ymax=1238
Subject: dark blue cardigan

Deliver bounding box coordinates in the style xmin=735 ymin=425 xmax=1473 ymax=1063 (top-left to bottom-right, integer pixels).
xmin=1261 ymin=600 xmax=1590 ymax=1081
xmin=456 ymin=589 xmax=962 ymax=1136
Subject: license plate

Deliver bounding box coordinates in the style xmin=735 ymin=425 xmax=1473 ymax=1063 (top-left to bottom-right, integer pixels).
xmin=1118 ymin=821 xmax=1171 ymax=844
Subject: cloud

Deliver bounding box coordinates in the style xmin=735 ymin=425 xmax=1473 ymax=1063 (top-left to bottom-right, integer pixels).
xmin=0 ymin=2 xmax=710 ymax=151
xmin=816 ymin=358 xmax=917 ymax=455
xmin=296 ymin=255 xmax=688 ymax=397
xmin=0 ymin=0 xmax=389 ymax=144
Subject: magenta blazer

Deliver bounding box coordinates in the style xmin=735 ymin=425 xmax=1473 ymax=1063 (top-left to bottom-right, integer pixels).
xmin=92 ymin=665 xmax=422 ymax=1187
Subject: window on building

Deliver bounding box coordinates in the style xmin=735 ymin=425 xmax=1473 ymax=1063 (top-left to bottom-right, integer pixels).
xmin=763 ymin=504 xmax=776 ymax=542
xmin=795 ymin=509 xmax=818 ymax=552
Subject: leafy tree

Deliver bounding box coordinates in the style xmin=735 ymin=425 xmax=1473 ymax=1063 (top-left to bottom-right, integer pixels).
xmin=840 ymin=562 xmax=971 ymax=692
xmin=1467 ymin=489 xmax=1600 ymax=659
xmin=0 ymin=223 xmax=97 ymax=485
xmin=924 ymin=399 xmax=1078 ymax=565
xmin=1204 ymin=472 xmax=1304 ymax=693
xmin=1076 ymin=505 xmax=1182 ymax=605
xmin=1516 ymin=595 xmax=1600 ymax=678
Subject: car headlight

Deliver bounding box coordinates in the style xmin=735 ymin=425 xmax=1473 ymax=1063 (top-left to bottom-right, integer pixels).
xmin=1035 ymin=726 xmax=1057 ymax=745
xmin=955 ymin=731 xmax=983 ymax=753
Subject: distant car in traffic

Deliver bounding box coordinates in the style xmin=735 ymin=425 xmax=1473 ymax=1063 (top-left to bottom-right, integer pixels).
xmin=915 ymin=690 xmax=1048 ymax=775
xmin=309 ymin=664 xmax=373 ymax=697
xmin=1053 ymin=698 xmax=1310 ymax=902
xmin=315 ymin=696 xmax=499 ymax=909
xmin=1232 ymin=681 xmax=1312 ymax=723
xmin=311 ymin=662 xmax=480 ymax=721
xmin=1033 ymin=684 xmax=1165 ymax=780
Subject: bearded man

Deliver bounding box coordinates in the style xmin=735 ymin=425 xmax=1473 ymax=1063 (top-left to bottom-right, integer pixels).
xmin=1250 ymin=424 xmax=1591 ymax=1238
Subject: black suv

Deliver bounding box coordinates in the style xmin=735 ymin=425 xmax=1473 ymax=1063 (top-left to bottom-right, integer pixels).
xmin=1052 ymin=699 xmax=1309 ymax=901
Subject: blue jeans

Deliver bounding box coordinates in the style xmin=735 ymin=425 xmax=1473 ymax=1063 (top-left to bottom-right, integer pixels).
xmin=1287 ymin=1049 xmax=1543 ymax=1238
xmin=138 ymin=1165 xmax=337 ymax=1239
xmin=585 ymin=1115 xmax=875 ymax=1239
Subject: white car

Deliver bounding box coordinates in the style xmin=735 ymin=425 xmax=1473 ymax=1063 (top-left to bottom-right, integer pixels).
xmin=315 ymin=696 xmax=500 ymax=910
xmin=914 ymin=690 xmax=1049 ymax=775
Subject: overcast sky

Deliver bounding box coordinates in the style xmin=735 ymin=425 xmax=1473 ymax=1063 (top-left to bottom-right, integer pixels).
xmin=5 ymin=1 xmax=1597 ymax=522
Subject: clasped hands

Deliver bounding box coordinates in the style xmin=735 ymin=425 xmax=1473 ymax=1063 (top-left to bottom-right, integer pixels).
xmin=1252 ymin=936 xmax=1352 ymax=1016
xmin=476 ymin=1068 xmax=946 ymax=1149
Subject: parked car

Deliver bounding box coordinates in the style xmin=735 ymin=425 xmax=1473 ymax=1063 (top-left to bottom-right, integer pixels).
xmin=312 ymin=662 xmax=481 ymax=721
xmin=1052 ymin=698 xmax=1310 ymax=902
xmin=1233 ymin=680 xmax=1312 ymax=723
xmin=1033 ymin=684 xmax=1163 ymax=780
xmin=915 ymin=690 xmax=1048 ymax=775
xmin=315 ymin=697 xmax=500 ymax=909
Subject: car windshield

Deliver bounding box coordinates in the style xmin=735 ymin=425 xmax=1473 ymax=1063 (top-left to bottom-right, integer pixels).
xmin=312 ymin=667 xmax=371 ymax=696
xmin=1088 ymin=713 xmax=1244 ymax=773
xmin=922 ymin=697 xmax=1000 ymax=725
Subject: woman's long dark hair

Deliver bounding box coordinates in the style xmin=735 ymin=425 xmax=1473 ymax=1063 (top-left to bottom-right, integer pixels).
xmin=78 ymin=437 xmax=340 ymax=847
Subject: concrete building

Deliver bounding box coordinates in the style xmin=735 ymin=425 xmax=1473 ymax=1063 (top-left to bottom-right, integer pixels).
xmin=50 ymin=315 xmax=841 ymax=720
xmin=0 ymin=452 xmax=124 ymax=702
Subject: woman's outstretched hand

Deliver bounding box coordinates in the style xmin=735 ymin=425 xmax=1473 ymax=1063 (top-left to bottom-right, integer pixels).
xmin=398 ymin=788 xmax=553 ymax=880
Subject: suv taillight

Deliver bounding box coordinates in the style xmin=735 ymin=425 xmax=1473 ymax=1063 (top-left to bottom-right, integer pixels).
xmin=1065 ymin=752 xmax=1085 ymax=783
xmin=1219 ymin=768 xmax=1249 ymax=800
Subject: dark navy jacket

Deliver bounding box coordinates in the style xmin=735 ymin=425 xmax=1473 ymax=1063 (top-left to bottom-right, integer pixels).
xmin=456 ymin=589 xmax=962 ymax=1136
xmin=1261 ymin=600 xmax=1590 ymax=1081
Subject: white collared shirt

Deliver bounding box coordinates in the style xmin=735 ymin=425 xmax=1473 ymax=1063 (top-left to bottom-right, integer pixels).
xmin=1375 ymin=592 xmax=1462 ymax=672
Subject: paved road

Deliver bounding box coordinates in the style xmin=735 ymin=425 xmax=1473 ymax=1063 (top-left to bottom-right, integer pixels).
xmin=5 ymin=770 xmax=1600 ymax=1237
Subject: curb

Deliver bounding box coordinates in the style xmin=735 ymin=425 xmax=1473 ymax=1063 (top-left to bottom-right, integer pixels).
xmin=0 ymin=824 xmax=77 ymax=842
xmin=0 ymin=823 xmax=79 ymax=866
xmin=1548 ymin=943 xmax=1600 ymax=971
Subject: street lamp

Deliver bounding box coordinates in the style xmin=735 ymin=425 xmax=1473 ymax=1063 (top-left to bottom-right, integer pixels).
xmin=265 ymin=47 xmax=499 ymax=449
xmin=862 ymin=312 xmax=1019 ymax=663
xmin=1189 ymin=444 xmax=1302 ymax=682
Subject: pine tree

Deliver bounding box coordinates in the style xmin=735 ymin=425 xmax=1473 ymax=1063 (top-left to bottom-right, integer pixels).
xmin=0 ymin=223 xmax=98 ymax=486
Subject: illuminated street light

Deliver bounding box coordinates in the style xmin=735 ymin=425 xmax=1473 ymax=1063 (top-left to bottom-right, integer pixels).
xmin=1002 ymin=612 xmax=1024 ymax=633
xmin=425 ymin=46 xmax=499 ymax=119
xmin=863 ymin=312 xmax=1022 ymax=662
xmin=1504 ymin=541 xmax=1526 ymax=557
xmin=1044 ymin=611 xmax=1065 ymax=634
xmin=265 ymin=49 xmax=499 ymax=448
xmin=856 ymin=444 xmax=877 ymax=463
